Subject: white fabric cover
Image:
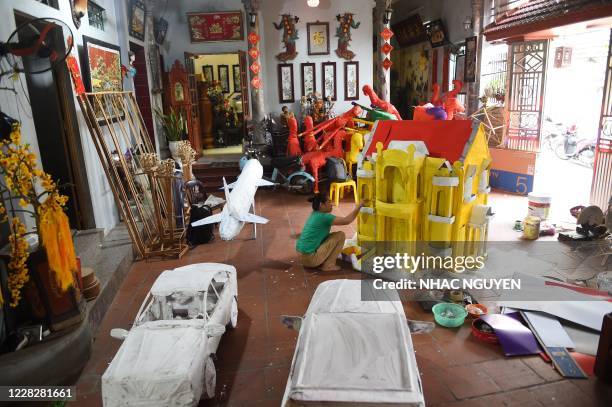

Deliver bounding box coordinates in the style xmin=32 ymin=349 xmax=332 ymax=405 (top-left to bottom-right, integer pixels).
xmin=102 ymin=320 xmax=210 ymax=407
xmin=151 ymin=263 xmax=236 ymax=296
xmin=283 ymin=280 xmax=425 ymax=406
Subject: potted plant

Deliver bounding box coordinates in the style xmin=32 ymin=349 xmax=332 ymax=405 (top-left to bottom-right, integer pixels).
xmin=155 ymin=108 xmax=186 ymax=159
xmin=0 ymin=123 xmax=83 ymax=331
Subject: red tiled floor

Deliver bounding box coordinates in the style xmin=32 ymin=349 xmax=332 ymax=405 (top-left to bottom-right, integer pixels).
xmin=71 ymin=190 xmax=609 ymax=406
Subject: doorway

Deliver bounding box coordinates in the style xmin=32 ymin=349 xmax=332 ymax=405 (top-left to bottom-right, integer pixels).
xmin=188 ymin=52 xmax=249 ymax=157
xmin=14 ymin=12 xmax=95 ymax=229
xmin=130 ymin=42 xmax=155 ymax=148
xmin=533 ymin=28 xmax=608 ymax=222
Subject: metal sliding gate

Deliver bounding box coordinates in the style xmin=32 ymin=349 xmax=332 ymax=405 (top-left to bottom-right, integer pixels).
xmin=591 ymin=30 xmax=612 ymax=210
xmin=505 ymin=40 xmax=549 ymax=152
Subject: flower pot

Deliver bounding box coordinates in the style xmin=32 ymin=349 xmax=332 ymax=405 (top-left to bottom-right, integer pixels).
xmin=168 ymin=140 xmax=180 ymax=159
xmin=21 ymin=249 xmax=86 ymax=332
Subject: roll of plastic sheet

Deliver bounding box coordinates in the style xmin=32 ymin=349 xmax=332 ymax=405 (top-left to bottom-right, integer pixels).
xmin=469 ymin=204 xmax=491 ymax=226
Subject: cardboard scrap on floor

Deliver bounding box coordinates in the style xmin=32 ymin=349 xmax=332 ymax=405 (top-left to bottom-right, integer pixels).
xmin=521 ymin=311 xmax=575 ymax=348
xmin=498 ymin=273 xmax=612 ymax=331
xmin=479 ymin=313 xmax=541 ymax=356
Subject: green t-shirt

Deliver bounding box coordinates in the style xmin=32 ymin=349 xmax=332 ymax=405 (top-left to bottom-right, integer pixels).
xmin=296 ymin=211 xmax=336 ymax=254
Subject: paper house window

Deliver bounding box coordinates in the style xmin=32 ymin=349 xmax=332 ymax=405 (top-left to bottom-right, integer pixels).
xmin=88 ymin=1 xmax=106 ymax=31
xmin=463 ymin=165 xmax=477 ymax=203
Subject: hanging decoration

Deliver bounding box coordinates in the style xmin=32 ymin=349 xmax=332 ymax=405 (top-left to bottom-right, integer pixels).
xmin=248 ymin=47 xmax=260 ymax=60
xmin=381 ymin=42 xmax=394 ymax=55
xmin=273 ymin=14 xmax=299 ymax=62
xmin=251 ymin=76 xmax=262 ymax=89
xmin=335 ymin=13 xmax=360 ymax=60
xmin=66 ymin=55 xmax=85 ymax=95
xmin=248 ymin=31 xmax=260 ymax=45
xmin=380 ymin=27 xmax=394 ymax=42
xmin=380 ymin=27 xmax=394 ymax=71
xmin=382 ymin=57 xmax=393 ymax=70
xmin=249 ymin=61 xmax=261 ymax=75
xmin=248 ymin=28 xmax=262 ymax=89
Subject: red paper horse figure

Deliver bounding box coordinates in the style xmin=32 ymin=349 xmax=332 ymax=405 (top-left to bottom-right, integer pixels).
xmin=286 ymin=116 xmax=302 ymax=157
xmin=302 ymin=115 xmax=318 ymax=152
xmin=362 ymin=85 xmax=402 ymax=120
xmin=443 ymin=80 xmax=465 ymax=120
xmin=299 ymin=105 xmax=362 ymax=192
xmin=413 ymin=81 xmax=465 ymax=121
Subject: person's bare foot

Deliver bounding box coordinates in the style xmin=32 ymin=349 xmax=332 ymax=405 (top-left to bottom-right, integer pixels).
xmin=321 ymin=264 xmax=341 ymax=272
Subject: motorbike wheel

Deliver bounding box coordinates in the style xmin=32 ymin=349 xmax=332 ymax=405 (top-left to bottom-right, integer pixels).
xmin=290 ymin=175 xmax=314 ymax=195
xmin=554 ymin=144 xmax=571 ymax=160
xmin=578 ymin=147 xmax=595 ymax=168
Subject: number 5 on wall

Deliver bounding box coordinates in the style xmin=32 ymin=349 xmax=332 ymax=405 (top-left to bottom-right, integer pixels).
xmin=515 ymin=176 xmax=528 ymax=195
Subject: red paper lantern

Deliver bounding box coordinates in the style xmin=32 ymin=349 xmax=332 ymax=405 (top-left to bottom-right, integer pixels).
xmin=248 ymin=32 xmax=260 ymax=45
xmin=382 ymin=58 xmax=393 ymax=70
xmin=248 ymin=47 xmax=260 ymax=59
xmin=249 ymin=62 xmax=261 ymax=74
xmin=381 ymin=27 xmax=394 ymax=41
xmin=251 ymin=76 xmax=262 ymax=89
xmin=381 ymin=42 xmax=394 ymax=55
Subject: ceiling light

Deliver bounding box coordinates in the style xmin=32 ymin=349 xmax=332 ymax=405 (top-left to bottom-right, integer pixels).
xmin=307 ymin=0 xmax=319 ymax=7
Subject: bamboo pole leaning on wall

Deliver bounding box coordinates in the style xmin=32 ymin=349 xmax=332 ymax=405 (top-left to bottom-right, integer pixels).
xmin=77 ymin=91 xmax=188 ymax=259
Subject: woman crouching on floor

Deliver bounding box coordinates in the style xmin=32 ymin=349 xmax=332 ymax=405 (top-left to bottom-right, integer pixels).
xmin=296 ymin=194 xmax=364 ymax=271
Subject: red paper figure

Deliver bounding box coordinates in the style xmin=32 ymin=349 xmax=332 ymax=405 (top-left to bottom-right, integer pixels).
xmin=274 ymin=15 xmax=299 ymax=62
xmin=303 ymin=115 xmax=318 ymax=152
xmin=362 ymin=84 xmax=402 ymax=120
xmin=286 ymin=116 xmax=302 ymax=157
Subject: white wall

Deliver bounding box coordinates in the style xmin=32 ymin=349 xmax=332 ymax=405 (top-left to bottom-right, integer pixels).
xmin=0 ymin=0 xmax=133 ymax=232
xmin=160 ymin=0 xmax=248 ymax=68
xmin=260 ymin=0 xmax=374 ymax=116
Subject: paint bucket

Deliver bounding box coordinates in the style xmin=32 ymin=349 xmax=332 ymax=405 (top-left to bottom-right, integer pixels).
xmin=527 ymin=192 xmax=551 ymax=220
xmin=522 ymin=216 xmax=541 ymax=240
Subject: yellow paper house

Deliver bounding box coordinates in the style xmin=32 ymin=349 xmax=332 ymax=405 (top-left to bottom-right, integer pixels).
xmin=356 ymin=120 xmax=492 ymax=265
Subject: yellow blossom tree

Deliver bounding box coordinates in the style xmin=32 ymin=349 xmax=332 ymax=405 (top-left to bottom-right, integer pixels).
xmin=0 ymin=124 xmax=76 ymax=307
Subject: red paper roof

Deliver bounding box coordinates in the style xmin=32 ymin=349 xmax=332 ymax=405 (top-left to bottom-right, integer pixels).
xmin=484 ymin=0 xmax=612 ymax=41
xmin=364 ymin=120 xmax=475 ymax=163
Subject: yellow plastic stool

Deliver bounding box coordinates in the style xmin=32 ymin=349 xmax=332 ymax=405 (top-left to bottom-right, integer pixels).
xmin=329 ymin=180 xmax=358 ymax=206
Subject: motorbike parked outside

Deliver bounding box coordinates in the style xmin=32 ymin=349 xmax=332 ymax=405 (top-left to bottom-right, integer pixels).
xmin=541 ymin=118 xmax=595 ymax=167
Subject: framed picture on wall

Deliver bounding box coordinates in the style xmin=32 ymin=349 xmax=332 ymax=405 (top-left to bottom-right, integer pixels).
xmin=202 ymin=65 xmax=214 ymax=82
xmin=232 ymin=64 xmax=241 ymax=93
xmin=80 ymin=36 xmax=123 ymax=123
xmin=426 ymin=19 xmax=447 ymax=48
xmin=307 ymin=21 xmax=329 ymax=55
xmin=301 ymin=63 xmax=316 ymax=97
xmin=344 ymin=61 xmax=359 ymax=101
xmin=129 ymin=0 xmax=146 ymax=40
xmin=218 ymin=65 xmax=230 ymax=93
xmin=464 ymin=36 xmax=477 ymax=83
xmin=187 ymin=11 xmax=244 ymax=42
xmin=278 ymin=64 xmax=295 ymax=103
xmin=322 ymin=62 xmax=336 ymax=101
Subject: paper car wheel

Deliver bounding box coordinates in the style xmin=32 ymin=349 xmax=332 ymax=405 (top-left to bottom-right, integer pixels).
xmin=228 ymin=297 xmax=238 ymax=329
xmin=204 ymin=356 xmax=216 ymax=399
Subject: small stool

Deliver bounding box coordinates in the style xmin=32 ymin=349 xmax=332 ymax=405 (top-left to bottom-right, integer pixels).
xmin=329 ymin=180 xmax=358 ymax=206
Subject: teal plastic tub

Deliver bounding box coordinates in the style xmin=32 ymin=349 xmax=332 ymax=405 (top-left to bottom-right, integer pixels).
xmin=432 ymin=303 xmax=468 ymax=328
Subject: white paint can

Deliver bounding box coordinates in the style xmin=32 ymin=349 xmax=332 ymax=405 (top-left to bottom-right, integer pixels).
xmin=527 ymin=192 xmax=552 ymax=220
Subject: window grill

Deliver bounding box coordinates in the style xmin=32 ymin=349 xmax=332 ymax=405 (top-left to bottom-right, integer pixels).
xmin=480 ymin=46 xmax=508 ymax=106
xmin=34 ymin=0 xmax=59 ymax=8
xmin=88 ymin=1 xmax=106 ymax=31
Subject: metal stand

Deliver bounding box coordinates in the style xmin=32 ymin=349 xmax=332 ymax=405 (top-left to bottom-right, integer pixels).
xmin=251 ymin=201 xmax=257 ymax=240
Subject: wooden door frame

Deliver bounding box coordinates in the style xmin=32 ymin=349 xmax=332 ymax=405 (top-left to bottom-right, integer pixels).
xmin=14 ymin=11 xmax=95 ymax=229
xmin=186 ymin=51 xmax=249 ymax=142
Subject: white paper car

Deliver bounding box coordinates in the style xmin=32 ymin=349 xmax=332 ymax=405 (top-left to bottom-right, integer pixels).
xmin=102 ymin=263 xmax=238 ymax=407
xmin=281 ymin=279 xmax=425 ymax=406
